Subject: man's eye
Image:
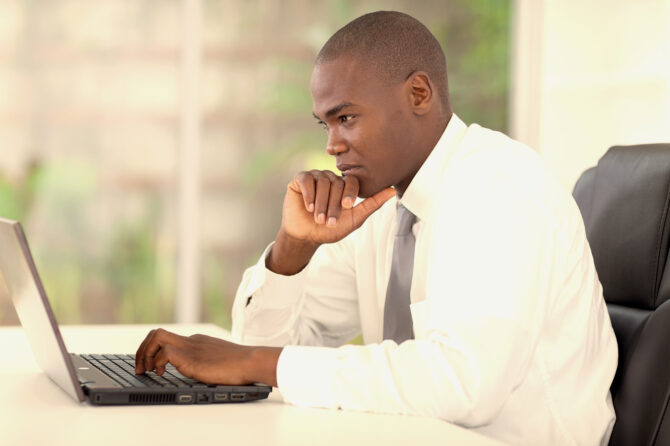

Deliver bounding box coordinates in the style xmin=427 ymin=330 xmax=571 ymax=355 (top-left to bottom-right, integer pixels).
xmin=318 ymin=121 xmax=328 ymax=130
xmin=339 ymin=115 xmax=354 ymax=123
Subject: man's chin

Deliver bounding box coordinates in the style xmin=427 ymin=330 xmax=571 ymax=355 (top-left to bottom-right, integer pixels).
xmin=357 ymin=183 xmax=390 ymax=199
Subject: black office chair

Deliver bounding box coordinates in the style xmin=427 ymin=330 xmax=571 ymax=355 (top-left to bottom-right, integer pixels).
xmin=572 ymin=144 xmax=670 ymax=446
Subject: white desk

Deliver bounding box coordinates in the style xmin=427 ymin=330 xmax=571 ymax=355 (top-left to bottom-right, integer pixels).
xmin=0 ymin=324 xmax=505 ymax=446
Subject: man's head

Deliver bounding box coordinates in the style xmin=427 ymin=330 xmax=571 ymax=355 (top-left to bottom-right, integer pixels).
xmin=310 ymin=11 xmax=452 ymax=198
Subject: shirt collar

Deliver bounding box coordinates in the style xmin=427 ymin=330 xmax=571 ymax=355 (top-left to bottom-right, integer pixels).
xmin=398 ymin=113 xmax=467 ymax=221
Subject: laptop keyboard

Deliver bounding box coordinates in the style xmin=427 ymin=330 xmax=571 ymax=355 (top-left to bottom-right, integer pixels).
xmin=81 ymin=354 xmax=211 ymax=388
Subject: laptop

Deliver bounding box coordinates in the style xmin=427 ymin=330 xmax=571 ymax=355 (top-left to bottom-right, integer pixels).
xmin=0 ymin=216 xmax=271 ymax=405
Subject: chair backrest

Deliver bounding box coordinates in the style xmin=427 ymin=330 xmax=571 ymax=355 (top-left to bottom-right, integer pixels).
xmin=572 ymin=144 xmax=670 ymax=446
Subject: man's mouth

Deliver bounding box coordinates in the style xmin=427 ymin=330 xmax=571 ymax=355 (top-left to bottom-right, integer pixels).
xmin=337 ymin=164 xmax=363 ymax=176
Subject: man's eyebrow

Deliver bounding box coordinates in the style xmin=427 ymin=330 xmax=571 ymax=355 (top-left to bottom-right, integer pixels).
xmin=312 ymin=102 xmax=355 ymax=121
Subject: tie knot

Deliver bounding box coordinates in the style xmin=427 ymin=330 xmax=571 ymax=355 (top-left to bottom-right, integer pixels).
xmin=396 ymin=205 xmax=416 ymax=236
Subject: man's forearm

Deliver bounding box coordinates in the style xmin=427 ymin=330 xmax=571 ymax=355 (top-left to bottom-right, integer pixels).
xmin=266 ymin=229 xmax=319 ymax=275
xmin=246 ymin=346 xmax=283 ymax=387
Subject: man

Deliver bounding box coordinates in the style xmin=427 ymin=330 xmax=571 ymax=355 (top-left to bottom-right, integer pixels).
xmin=135 ymin=11 xmax=617 ymax=445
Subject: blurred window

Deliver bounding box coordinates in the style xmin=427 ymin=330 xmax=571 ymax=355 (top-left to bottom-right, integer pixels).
xmin=0 ymin=0 xmax=510 ymax=327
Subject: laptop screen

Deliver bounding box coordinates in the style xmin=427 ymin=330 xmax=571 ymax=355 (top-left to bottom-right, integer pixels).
xmin=0 ymin=217 xmax=84 ymax=402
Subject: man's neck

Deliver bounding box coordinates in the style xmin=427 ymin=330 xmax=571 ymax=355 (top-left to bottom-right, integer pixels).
xmin=395 ymin=111 xmax=453 ymax=196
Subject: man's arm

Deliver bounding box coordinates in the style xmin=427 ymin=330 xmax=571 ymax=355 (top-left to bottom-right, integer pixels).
xmin=134 ymin=329 xmax=281 ymax=386
xmin=134 ymin=170 xmax=395 ymax=384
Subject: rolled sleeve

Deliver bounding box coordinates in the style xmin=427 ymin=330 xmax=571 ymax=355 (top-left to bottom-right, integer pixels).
xmin=232 ymin=242 xmax=309 ymax=344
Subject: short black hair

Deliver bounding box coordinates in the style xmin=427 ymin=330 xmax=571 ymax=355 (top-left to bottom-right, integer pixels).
xmin=316 ymin=11 xmax=449 ymax=109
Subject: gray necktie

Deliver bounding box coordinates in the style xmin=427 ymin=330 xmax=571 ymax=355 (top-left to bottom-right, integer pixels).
xmin=383 ymin=204 xmax=417 ymax=343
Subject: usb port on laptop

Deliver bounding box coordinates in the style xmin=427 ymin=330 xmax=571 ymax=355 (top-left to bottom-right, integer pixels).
xmin=230 ymin=393 xmax=245 ymax=401
xmin=177 ymin=394 xmax=193 ymax=403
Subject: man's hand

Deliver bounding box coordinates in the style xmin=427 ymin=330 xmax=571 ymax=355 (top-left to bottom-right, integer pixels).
xmin=134 ymin=328 xmax=281 ymax=386
xmin=267 ymin=170 xmax=396 ymax=275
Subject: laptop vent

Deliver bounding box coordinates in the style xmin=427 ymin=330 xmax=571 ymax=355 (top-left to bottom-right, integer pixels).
xmin=129 ymin=393 xmax=176 ymax=404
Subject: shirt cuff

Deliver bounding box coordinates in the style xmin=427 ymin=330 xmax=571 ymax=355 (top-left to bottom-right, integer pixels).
xmin=232 ymin=242 xmax=316 ymax=345
xmin=276 ymin=345 xmax=339 ymax=409
xmin=246 ymin=242 xmax=310 ymax=310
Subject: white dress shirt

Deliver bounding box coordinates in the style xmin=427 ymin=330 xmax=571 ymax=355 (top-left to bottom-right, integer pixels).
xmin=232 ymin=114 xmax=618 ymax=446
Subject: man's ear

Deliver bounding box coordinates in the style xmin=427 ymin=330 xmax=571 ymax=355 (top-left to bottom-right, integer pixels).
xmin=406 ymin=71 xmax=433 ymax=116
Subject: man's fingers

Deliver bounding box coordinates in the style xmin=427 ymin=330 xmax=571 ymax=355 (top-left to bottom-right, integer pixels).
xmin=153 ymin=344 xmax=173 ymax=376
xmin=320 ymin=171 xmax=343 ymax=225
xmin=326 ymin=179 xmax=345 ymax=226
xmin=289 ymin=171 xmax=394 ymax=231
xmin=140 ymin=328 xmax=181 ymax=373
xmin=341 ymin=176 xmax=359 ymax=209
xmin=135 ymin=329 xmax=157 ymax=373
xmin=313 ymin=174 xmax=332 ymax=224
xmin=351 ymin=187 xmax=397 ymax=228
xmin=292 ymin=172 xmax=316 ymax=213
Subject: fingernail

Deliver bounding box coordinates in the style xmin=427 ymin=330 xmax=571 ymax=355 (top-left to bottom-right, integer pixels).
xmin=343 ymin=197 xmax=353 ymax=208
xmin=318 ymin=213 xmax=326 ymax=224
xmin=308 ymin=203 xmax=314 ymax=212
xmin=327 ymin=217 xmax=336 ymax=227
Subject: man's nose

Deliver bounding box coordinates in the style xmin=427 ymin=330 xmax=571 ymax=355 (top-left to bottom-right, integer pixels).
xmin=326 ymin=131 xmax=347 ymax=156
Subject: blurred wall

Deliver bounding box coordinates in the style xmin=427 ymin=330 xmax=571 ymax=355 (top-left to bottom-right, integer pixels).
xmin=512 ymin=0 xmax=670 ymax=190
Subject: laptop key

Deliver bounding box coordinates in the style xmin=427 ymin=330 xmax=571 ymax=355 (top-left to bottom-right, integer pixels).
xmin=102 ymin=371 xmax=133 ymax=387
xmin=121 ymin=375 xmax=149 ymax=388
xmin=117 ymin=378 xmax=134 ymax=388
xmin=164 ymin=368 xmax=200 ymax=386
xmin=161 ymin=375 xmax=190 ymax=387
xmin=118 ymin=363 xmax=137 ymax=373
xmin=84 ymin=357 xmax=155 ymax=388
xmin=165 ymin=366 xmax=189 ymax=379
xmin=104 ymin=358 xmax=203 ymax=388
xmin=167 ymin=376 xmax=199 ymax=386
xmin=169 ymin=368 xmax=201 ymax=384
xmin=134 ymin=375 xmax=163 ymax=387
xmin=123 ymin=359 xmax=139 ymax=369
xmin=145 ymin=373 xmax=177 ymax=387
